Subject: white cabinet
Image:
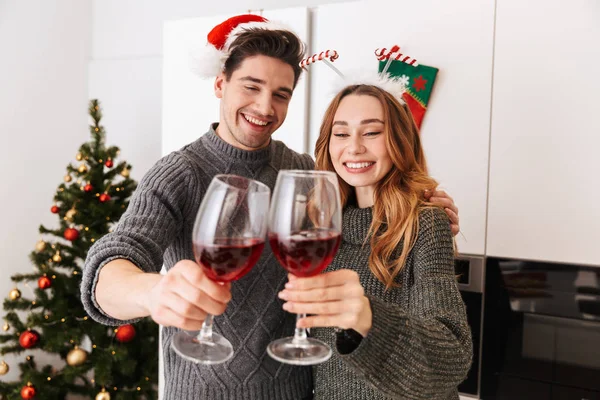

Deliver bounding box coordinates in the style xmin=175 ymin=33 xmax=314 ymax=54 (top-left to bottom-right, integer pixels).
xmin=487 ymin=0 xmax=600 ymax=265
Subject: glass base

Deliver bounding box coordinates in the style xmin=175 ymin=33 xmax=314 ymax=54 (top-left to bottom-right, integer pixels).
xmin=267 ymin=336 xmax=332 ymax=365
xmin=171 ymin=331 xmax=234 ymax=365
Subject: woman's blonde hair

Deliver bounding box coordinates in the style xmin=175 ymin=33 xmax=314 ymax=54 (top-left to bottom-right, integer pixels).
xmin=314 ymin=85 xmax=439 ymax=289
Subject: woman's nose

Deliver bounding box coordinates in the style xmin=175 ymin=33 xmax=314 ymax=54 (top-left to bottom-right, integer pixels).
xmin=347 ymin=136 xmax=366 ymax=155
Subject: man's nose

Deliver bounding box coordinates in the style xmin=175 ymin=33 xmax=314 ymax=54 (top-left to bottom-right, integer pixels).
xmin=255 ymin=93 xmax=274 ymax=117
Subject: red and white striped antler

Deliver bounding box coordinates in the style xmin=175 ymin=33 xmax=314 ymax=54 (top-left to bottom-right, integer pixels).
xmin=300 ymin=49 xmax=343 ymax=77
xmin=375 ymin=45 xmax=419 ymax=67
xmin=300 ymin=49 xmax=339 ymax=68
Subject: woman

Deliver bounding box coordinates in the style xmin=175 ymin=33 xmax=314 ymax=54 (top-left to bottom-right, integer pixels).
xmin=277 ymin=84 xmax=472 ymax=399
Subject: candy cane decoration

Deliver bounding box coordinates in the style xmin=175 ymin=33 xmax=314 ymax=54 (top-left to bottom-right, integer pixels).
xmin=375 ymin=45 xmax=419 ymax=75
xmin=300 ymin=49 xmax=343 ymax=78
xmin=387 ymin=51 xmax=418 ymax=66
xmin=375 ymin=46 xmax=396 ymax=61
xmin=300 ymin=49 xmax=339 ymax=68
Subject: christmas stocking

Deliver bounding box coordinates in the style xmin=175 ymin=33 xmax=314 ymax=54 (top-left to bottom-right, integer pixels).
xmin=378 ymin=55 xmax=438 ymax=129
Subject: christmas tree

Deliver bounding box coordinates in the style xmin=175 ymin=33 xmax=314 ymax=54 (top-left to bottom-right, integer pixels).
xmin=0 ymin=100 xmax=159 ymax=400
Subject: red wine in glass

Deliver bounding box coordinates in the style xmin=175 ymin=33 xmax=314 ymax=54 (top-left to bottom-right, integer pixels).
xmin=269 ymin=230 xmax=341 ymax=277
xmin=194 ymin=238 xmax=265 ymax=282
xmin=267 ymin=170 xmax=342 ymax=366
xmin=171 ymin=175 xmax=270 ymax=365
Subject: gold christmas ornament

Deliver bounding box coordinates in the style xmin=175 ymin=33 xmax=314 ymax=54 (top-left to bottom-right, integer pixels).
xmin=66 ymin=346 xmax=88 ymax=366
xmin=0 ymin=360 xmax=8 ymax=375
xmin=64 ymin=174 xmax=72 ymax=183
xmin=65 ymin=208 xmax=77 ymax=222
xmin=95 ymin=388 xmax=111 ymax=400
xmin=76 ymin=152 xmax=83 ymax=161
xmin=78 ymin=164 xmax=88 ymax=174
xmin=120 ymin=168 xmax=130 ymax=178
xmin=9 ymin=288 xmax=21 ymax=300
xmin=52 ymin=251 xmax=62 ymax=263
xmin=2 ymin=322 xmax=9 ymax=331
xmin=35 ymin=240 xmax=46 ymax=252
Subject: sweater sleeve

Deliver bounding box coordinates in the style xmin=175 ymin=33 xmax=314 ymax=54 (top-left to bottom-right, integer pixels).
xmin=338 ymin=207 xmax=473 ymax=399
xmin=80 ymin=152 xmax=199 ymax=326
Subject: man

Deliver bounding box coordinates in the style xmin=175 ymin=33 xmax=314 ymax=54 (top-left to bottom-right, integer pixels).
xmin=81 ymin=14 xmax=459 ymax=400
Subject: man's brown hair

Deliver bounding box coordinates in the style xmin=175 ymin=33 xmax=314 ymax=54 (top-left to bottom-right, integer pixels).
xmin=224 ymin=29 xmax=306 ymax=88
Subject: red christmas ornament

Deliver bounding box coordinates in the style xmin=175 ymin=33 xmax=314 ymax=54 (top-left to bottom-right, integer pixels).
xmin=105 ymin=159 xmax=114 ymax=168
xmin=50 ymin=205 xmax=60 ymax=214
xmin=99 ymin=193 xmax=111 ymax=203
xmin=84 ymin=184 xmax=93 ymax=193
xmin=20 ymin=384 xmax=36 ymax=399
xmin=115 ymin=324 xmax=136 ymax=343
xmin=64 ymin=227 xmax=80 ymax=241
xmin=19 ymin=330 xmax=40 ymax=349
xmin=38 ymin=275 xmax=52 ymax=289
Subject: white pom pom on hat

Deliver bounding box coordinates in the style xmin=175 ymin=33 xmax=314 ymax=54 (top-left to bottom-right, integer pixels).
xmin=189 ymin=14 xmax=295 ymax=78
xmin=188 ymin=41 xmax=226 ymax=79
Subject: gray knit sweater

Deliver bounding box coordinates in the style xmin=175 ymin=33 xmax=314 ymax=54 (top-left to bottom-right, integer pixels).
xmin=81 ymin=125 xmax=315 ymax=400
xmin=312 ymin=205 xmax=473 ymax=400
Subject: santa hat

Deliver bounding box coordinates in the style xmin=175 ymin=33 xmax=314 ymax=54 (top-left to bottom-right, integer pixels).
xmin=190 ymin=14 xmax=293 ymax=78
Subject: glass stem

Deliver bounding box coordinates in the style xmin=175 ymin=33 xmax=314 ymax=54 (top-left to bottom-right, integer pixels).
xmin=291 ymin=313 xmax=309 ymax=345
xmin=198 ymin=314 xmax=214 ymax=342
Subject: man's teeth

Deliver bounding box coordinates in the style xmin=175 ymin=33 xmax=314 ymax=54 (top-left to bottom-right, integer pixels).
xmin=243 ymin=114 xmax=268 ymax=126
xmin=346 ymin=162 xmax=374 ymax=169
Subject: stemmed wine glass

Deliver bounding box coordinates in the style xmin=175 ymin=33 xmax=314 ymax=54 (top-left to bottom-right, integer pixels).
xmin=267 ymin=170 xmax=342 ymax=365
xmin=171 ymin=174 xmax=270 ymax=364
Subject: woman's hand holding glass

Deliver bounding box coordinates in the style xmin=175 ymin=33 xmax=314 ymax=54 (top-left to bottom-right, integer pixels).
xmin=278 ymin=269 xmax=373 ymax=337
xmin=267 ymin=170 xmax=342 ymax=365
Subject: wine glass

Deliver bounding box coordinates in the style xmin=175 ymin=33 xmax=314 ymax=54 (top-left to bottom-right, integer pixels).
xmin=267 ymin=170 xmax=342 ymax=365
xmin=171 ymin=174 xmax=270 ymax=364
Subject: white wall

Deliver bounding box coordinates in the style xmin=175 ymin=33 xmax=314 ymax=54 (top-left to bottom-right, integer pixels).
xmin=0 ymin=0 xmax=92 ymax=381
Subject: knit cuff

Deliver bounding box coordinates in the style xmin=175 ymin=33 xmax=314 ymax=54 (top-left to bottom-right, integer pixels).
xmin=87 ymin=256 xmax=146 ymax=326
xmin=81 ymin=236 xmax=159 ymax=326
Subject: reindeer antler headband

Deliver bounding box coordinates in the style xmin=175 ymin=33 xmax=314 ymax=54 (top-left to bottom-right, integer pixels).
xmin=300 ymin=45 xmax=419 ymax=105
